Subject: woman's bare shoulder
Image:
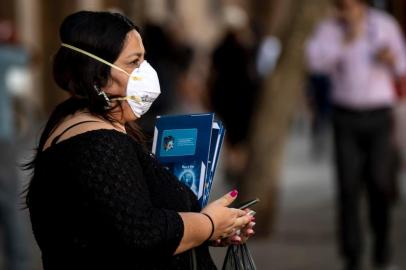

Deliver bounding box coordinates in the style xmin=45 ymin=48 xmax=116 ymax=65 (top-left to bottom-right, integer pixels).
xmin=42 ymin=112 xmax=125 ymax=151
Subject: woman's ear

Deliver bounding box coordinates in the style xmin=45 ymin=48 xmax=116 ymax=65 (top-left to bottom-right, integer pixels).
xmin=100 ymin=77 xmax=112 ymax=95
xmin=94 ymin=84 xmax=110 ymax=105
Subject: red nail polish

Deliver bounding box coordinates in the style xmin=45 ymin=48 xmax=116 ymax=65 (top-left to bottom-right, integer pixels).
xmin=230 ymin=189 xmax=238 ymax=197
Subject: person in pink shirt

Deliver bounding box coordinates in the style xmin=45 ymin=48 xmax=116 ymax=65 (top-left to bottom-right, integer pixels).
xmin=306 ymin=0 xmax=406 ymax=269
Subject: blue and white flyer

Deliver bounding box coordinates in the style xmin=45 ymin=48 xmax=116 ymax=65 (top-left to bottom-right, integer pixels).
xmin=152 ymin=113 xmax=225 ymax=207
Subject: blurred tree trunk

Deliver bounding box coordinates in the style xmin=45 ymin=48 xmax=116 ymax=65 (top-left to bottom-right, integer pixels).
xmin=239 ymin=0 xmax=330 ymax=236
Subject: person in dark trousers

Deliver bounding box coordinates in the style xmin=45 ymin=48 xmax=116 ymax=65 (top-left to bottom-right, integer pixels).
xmin=306 ymin=73 xmax=332 ymax=159
xmin=24 ymin=11 xmax=256 ymax=270
xmin=306 ymin=0 xmax=406 ymax=269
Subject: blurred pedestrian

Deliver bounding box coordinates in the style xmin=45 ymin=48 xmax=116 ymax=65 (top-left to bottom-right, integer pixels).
xmin=0 ymin=20 xmax=29 ymax=142
xmin=0 ymin=20 xmax=29 ymax=270
xmin=138 ymin=19 xmax=194 ymax=146
xmin=306 ymin=0 xmax=406 ymax=269
xmin=209 ymin=5 xmax=261 ymax=185
xmin=209 ymin=5 xmax=259 ymax=148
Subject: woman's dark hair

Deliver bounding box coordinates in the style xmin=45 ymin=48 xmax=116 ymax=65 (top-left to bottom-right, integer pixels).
xmin=54 ymin=11 xmax=137 ymax=100
xmin=23 ymin=11 xmax=143 ymax=204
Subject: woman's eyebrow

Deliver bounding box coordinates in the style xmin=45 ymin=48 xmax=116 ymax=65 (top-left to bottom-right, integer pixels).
xmin=126 ymin=50 xmax=146 ymax=58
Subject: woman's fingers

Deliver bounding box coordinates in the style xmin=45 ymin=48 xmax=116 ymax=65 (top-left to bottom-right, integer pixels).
xmin=236 ymin=212 xmax=253 ymax=227
xmin=214 ymin=227 xmax=256 ymax=246
xmin=245 ymin=228 xmax=254 ymax=236
xmin=240 ymin=228 xmax=255 ymax=242
xmin=241 ymin=222 xmax=256 ymax=233
xmin=223 ymin=221 xmax=256 ymax=238
xmin=222 ymin=210 xmax=254 ymax=236
xmin=247 ymin=221 xmax=256 ymax=229
xmin=205 ymin=191 xmax=256 ymax=243
xmin=230 ymin=236 xmax=242 ymax=245
xmin=229 ymin=207 xmax=248 ymax=217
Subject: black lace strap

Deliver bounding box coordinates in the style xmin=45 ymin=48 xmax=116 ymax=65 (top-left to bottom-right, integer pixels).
xmin=51 ymin=120 xmax=101 ymax=146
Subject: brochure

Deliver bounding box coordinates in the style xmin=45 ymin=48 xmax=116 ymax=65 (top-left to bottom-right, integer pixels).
xmin=152 ymin=113 xmax=225 ymax=207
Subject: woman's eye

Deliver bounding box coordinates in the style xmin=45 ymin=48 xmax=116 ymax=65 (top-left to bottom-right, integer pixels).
xmin=129 ymin=60 xmax=139 ymax=66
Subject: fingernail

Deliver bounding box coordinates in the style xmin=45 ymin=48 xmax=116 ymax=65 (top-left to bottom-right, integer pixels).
xmin=230 ymin=189 xmax=238 ymax=197
xmin=232 ymin=239 xmax=241 ymax=245
xmin=231 ymin=236 xmax=241 ymax=242
xmin=251 ymin=217 xmax=256 ymax=221
xmin=250 ymin=222 xmax=256 ymax=227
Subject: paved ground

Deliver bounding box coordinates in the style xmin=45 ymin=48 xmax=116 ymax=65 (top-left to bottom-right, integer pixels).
xmin=210 ymin=128 xmax=406 ymax=270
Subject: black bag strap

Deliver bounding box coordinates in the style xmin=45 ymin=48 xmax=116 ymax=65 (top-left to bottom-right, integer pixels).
xmin=51 ymin=120 xmax=101 ymax=146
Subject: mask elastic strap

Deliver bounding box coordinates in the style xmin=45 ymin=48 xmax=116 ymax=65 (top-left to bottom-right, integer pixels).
xmin=61 ymin=43 xmax=141 ymax=80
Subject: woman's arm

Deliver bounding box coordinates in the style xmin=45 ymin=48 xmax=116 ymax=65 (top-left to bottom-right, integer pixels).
xmin=175 ymin=212 xmax=212 ymax=254
xmin=73 ymin=133 xmax=251 ymax=257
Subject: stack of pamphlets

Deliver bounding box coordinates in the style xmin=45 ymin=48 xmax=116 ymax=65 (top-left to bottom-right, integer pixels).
xmin=152 ymin=113 xmax=225 ymax=207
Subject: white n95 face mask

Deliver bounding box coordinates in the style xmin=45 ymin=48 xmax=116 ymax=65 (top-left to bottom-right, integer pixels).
xmin=110 ymin=60 xmax=161 ymax=117
xmin=61 ymin=43 xmax=161 ymax=118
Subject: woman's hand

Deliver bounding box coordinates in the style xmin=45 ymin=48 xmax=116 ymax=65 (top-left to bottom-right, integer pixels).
xmin=210 ymin=209 xmax=256 ymax=247
xmin=201 ymin=190 xmax=252 ymax=241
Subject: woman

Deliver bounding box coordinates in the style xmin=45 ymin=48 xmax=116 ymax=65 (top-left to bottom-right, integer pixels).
xmin=25 ymin=11 xmax=255 ymax=270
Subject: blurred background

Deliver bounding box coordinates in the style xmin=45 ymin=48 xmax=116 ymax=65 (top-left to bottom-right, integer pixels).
xmin=0 ymin=0 xmax=405 ymax=269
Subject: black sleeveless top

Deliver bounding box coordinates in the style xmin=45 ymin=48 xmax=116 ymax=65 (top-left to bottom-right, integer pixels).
xmin=27 ymin=128 xmax=217 ymax=270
